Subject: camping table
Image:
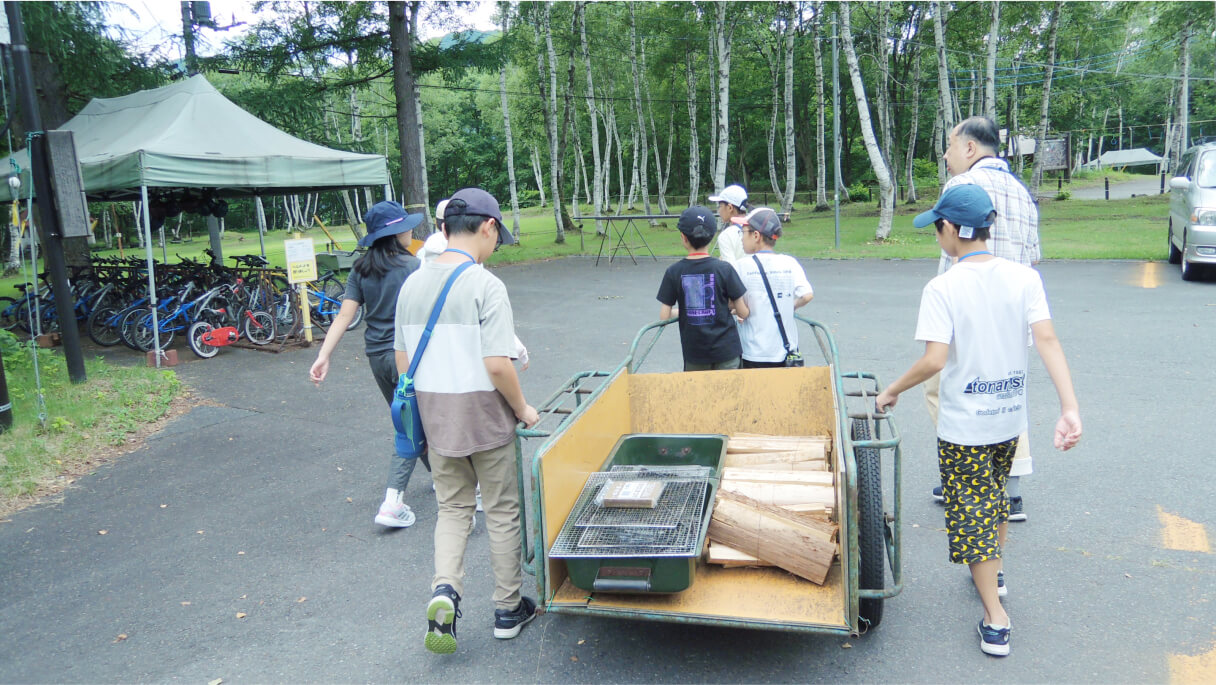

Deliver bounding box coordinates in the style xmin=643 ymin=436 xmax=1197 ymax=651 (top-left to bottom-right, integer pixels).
xmin=585 ymin=215 xmax=676 ymax=266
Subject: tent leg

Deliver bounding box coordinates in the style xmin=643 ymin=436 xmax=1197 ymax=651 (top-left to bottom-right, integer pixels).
xmin=140 ymin=185 xmax=162 ymax=368
xmin=256 ymin=198 xmax=267 ymax=259
xmin=207 ymin=215 xmax=223 ymax=263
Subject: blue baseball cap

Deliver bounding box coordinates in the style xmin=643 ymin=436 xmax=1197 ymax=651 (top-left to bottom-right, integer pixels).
xmin=913 ymin=184 xmax=997 ymax=238
xmin=360 ymin=201 xmax=424 ymax=247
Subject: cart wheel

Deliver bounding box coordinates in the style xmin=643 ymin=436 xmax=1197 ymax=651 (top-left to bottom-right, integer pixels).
xmin=851 ymin=417 xmax=885 ymax=630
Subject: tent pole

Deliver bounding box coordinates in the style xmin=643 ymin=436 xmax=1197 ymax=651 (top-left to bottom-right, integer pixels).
xmin=140 ymin=184 xmax=162 ymax=367
xmin=384 ymin=184 xmax=391 ymax=202
xmin=255 ymin=196 xmax=267 ymax=259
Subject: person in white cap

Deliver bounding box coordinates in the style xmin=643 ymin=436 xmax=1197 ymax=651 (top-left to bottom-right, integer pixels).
xmin=707 ymin=184 xmax=749 ymax=263
xmin=417 ymin=198 xmax=451 ymax=264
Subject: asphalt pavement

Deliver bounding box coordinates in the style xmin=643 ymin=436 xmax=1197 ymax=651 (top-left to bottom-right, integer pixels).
xmin=1 ymin=256 xmax=1213 ymax=683
xmin=1070 ymin=177 xmax=1165 ymax=200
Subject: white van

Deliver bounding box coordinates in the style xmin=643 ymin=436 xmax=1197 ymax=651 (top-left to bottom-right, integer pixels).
xmin=1168 ymin=143 xmax=1216 ymax=281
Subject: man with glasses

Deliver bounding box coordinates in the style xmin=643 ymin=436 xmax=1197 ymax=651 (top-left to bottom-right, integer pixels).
xmin=393 ymin=187 xmax=540 ymax=654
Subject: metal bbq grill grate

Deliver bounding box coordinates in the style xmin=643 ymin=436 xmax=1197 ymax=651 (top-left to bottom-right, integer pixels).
xmin=550 ymin=470 xmax=712 ymax=558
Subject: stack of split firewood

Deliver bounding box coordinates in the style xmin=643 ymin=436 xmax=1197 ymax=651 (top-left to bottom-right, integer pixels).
xmin=706 ymin=434 xmax=839 ymax=585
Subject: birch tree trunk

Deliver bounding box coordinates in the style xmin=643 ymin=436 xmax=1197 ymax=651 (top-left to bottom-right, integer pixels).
xmin=602 ymin=99 xmax=616 ymax=216
xmin=627 ymin=127 xmax=640 ymax=209
xmin=812 ymin=4 xmax=829 ymax=210
xmin=686 ymin=50 xmax=701 ymax=206
xmin=933 ymin=2 xmax=955 ymax=134
xmin=578 ymin=2 xmax=604 ymax=234
xmin=628 ymin=5 xmax=654 ymax=220
xmin=877 ymin=1 xmax=896 ymax=202
xmin=341 ymin=190 xmax=359 ymax=229
xmin=713 ymin=2 xmax=734 ymax=192
xmin=983 ymin=1 xmax=1000 ymax=121
xmin=1030 ymin=0 xmax=1062 ymax=191
xmin=781 ymin=1 xmax=796 ymax=216
xmin=765 ymin=39 xmax=784 ymax=208
xmin=612 ymin=105 xmax=628 ymax=214
xmin=1179 ymin=23 xmax=1191 ymax=158
xmin=708 ymin=28 xmax=718 ymax=187
xmin=500 ymin=9 xmax=522 ymax=240
xmin=541 ymin=2 xmax=565 ymax=242
xmin=905 ymin=50 xmax=922 ymax=204
xmin=840 ymin=2 xmax=895 ymax=241
xmin=933 ymin=105 xmax=946 ymax=184
xmin=530 ymin=146 xmax=546 ymax=207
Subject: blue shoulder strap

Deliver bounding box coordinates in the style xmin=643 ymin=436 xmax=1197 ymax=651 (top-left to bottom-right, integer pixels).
xmin=406 ymin=261 xmax=473 ymax=379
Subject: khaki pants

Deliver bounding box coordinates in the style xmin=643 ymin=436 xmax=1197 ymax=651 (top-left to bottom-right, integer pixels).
xmin=924 ymin=372 xmax=1032 ymax=476
xmin=431 ymin=441 xmax=523 ymax=611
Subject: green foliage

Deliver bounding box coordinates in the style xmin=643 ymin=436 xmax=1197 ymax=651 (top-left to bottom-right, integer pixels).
xmin=1055 ymin=191 xmax=1072 ymax=201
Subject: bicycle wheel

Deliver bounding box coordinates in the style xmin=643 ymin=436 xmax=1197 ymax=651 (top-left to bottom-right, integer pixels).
xmin=242 ymin=309 xmax=276 ymax=346
xmin=133 ymin=315 xmax=174 ymax=352
xmin=119 ymin=307 xmax=147 ymax=351
xmin=188 ymin=321 xmax=219 ymax=359
xmin=274 ymin=289 xmax=300 ymax=341
xmin=87 ymin=305 xmax=123 ymax=346
xmin=0 ymin=297 xmax=16 ymax=330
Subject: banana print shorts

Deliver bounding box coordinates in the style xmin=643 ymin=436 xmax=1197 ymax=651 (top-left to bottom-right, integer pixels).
xmin=938 ymin=437 xmax=1018 ymax=565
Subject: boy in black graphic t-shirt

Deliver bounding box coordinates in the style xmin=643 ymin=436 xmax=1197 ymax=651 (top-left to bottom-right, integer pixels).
xmin=657 ymin=206 xmax=750 ymax=370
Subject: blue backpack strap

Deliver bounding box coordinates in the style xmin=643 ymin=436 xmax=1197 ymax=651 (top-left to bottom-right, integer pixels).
xmin=406 ymin=260 xmax=473 ymax=379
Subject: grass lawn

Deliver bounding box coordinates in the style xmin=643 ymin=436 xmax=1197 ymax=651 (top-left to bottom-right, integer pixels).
xmin=0 ymin=331 xmax=183 ymax=515
xmin=1 ymin=191 xmax=1169 ymax=300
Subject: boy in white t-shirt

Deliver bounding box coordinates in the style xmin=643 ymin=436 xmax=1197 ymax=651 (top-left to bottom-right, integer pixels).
xmin=875 ymin=184 xmax=1082 ymax=658
xmin=731 ymin=207 xmax=813 ymax=368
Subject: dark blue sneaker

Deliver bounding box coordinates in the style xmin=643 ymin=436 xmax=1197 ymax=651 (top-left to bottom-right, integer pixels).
xmin=1008 ymin=496 xmax=1027 ymax=522
xmin=493 ymin=596 xmax=538 ymax=639
xmin=932 ymin=485 xmax=944 ymax=504
xmin=425 ymin=584 xmax=461 ymax=654
xmin=997 ymin=571 xmax=1007 ymax=598
xmin=978 ymin=620 xmax=1011 ymax=656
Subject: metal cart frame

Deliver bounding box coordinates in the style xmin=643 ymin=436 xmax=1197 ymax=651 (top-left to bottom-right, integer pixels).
xmin=515 ymin=316 xmax=903 ymax=636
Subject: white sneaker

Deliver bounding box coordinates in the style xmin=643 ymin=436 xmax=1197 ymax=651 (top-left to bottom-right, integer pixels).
xmin=375 ymin=501 xmax=416 ymax=528
xmin=475 ymin=485 xmax=483 ymax=512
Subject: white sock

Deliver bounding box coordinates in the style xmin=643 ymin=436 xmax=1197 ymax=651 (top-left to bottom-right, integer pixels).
xmin=384 ymin=488 xmax=399 ymax=505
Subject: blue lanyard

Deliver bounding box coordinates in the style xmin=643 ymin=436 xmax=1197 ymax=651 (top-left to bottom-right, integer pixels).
xmin=960 ymin=250 xmax=992 ymax=261
xmin=442 ymin=248 xmax=476 ymax=263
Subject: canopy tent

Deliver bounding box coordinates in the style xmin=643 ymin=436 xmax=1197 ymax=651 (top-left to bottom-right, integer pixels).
xmin=0 ymin=74 xmax=389 ymax=201
xmin=1080 ymin=148 xmax=1164 ymax=171
xmin=1 ymin=75 xmax=391 ymax=365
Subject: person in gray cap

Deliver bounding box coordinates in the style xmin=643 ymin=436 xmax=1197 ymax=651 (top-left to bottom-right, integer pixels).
xmin=875 ymin=183 xmax=1081 ymax=658
xmin=730 ymin=207 xmax=814 ymax=368
xmin=309 ymin=200 xmax=425 ymax=528
xmin=392 ymin=187 xmax=539 ymax=654
xmin=657 ymin=205 xmax=750 ymax=371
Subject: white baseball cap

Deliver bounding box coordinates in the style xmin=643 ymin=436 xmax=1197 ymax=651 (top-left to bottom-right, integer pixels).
xmin=708 ymin=184 xmax=748 ymax=209
xmin=435 ymin=198 xmax=449 ymax=221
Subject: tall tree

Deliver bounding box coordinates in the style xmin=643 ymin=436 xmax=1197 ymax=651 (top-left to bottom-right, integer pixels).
xmin=389 ymin=2 xmax=427 ymax=222
xmin=535 ymin=1 xmax=565 ymax=242
xmin=577 ymin=2 xmax=605 ymax=235
xmin=628 ymin=4 xmax=654 ymax=222
xmin=781 ymin=1 xmax=797 ymax=217
xmin=983 ymin=1 xmax=1001 ymax=122
xmin=1030 ymin=1 xmax=1062 ymax=190
xmin=685 ymin=49 xmax=701 ymax=206
xmin=811 ymin=3 xmax=829 ymax=210
xmin=840 ymin=1 xmax=895 ymax=241
xmin=712 ymin=1 xmax=736 ymax=192
xmin=499 ymin=6 xmax=522 ymax=240
xmin=932 ymin=2 xmax=955 ymax=135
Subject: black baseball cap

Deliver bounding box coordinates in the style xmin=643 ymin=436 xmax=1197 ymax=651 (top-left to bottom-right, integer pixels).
xmin=677 ymin=206 xmax=717 ymax=242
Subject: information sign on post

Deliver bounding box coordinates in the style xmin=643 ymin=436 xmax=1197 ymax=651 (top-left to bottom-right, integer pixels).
xmin=284 ymin=237 xmax=317 ymax=284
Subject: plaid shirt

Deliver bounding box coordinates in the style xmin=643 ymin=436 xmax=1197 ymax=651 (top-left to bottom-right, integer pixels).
xmin=937 ymin=157 xmax=1041 ymax=274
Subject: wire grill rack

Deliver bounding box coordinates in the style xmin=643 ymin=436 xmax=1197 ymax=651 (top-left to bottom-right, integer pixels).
xmin=550 ymin=468 xmax=712 ymax=558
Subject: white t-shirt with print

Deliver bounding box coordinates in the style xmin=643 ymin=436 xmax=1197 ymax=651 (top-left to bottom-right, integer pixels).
xmin=915 ymin=257 xmax=1051 ymax=446
xmin=733 ymin=252 xmax=813 ymax=362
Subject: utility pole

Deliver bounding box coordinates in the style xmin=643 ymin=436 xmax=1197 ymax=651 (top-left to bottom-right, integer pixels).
xmin=4 ymin=1 xmax=86 ymax=383
xmin=181 ymin=2 xmax=197 ymax=74
xmin=832 ymin=12 xmax=841 ymax=250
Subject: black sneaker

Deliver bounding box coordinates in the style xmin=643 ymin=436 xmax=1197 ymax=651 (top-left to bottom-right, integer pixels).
xmin=978 ymin=620 xmax=1011 ymax=656
xmin=493 ymin=596 xmax=538 ymax=639
xmin=425 ymin=584 xmax=461 ymax=654
xmin=932 ymin=485 xmax=944 ymax=504
xmin=1008 ymin=496 xmax=1027 ymax=522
